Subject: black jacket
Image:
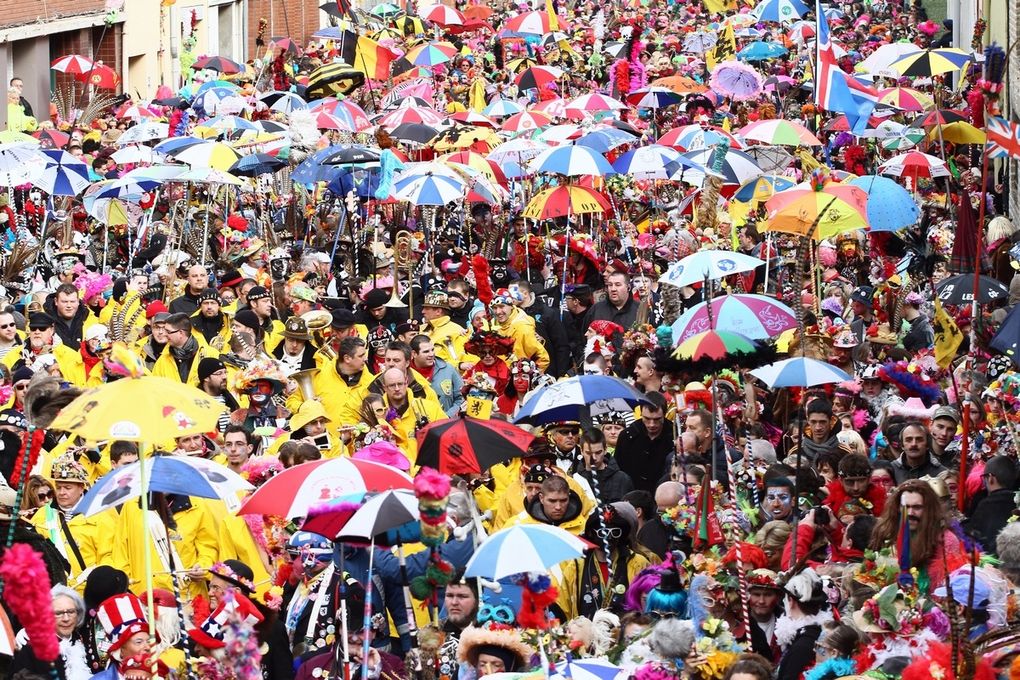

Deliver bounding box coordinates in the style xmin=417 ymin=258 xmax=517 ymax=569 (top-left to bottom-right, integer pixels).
xmin=564 ymin=308 xmax=589 ymax=368
xmin=615 ymin=421 xmax=674 ymax=494
xmin=582 ymin=297 xmax=639 ymax=341
xmin=776 ymin=623 xmax=822 ymax=680
xmin=168 ymin=289 xmax=202 ymax=315
xmin=580 ymin=458 xmax=635 ymax=504
xmin=523 ymin=298 xmax=571 ymax=377
xmin=192 ymin=311 xmax=227 ymax=344
xmin=891 ymin=453 xmax=947 ymax=484
xmin=965 ymin=488 xmax=1016 ymax=554
xmin=524 ymin=489 xmax=585 ymax=528
xmin=43 ymin=295 xmax=91 ymax=348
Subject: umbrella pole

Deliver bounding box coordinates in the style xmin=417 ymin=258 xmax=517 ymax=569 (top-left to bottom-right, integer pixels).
xmin=102 ymin=223 xmax=109 ymax=274
xmin=338 ymin=548 xmax=351 ymax=680
xmin=200 ymin=185 xmax=212 ymax=265
xmin=140 ymin=454 xmax=157 ymax=640
xmin=395 ymin=544 xmax=420 ymax=650
xmin=167 ymin=554 xmax=198 ymax=678
xmin=362 ymin=538 xmax=376 ymax=680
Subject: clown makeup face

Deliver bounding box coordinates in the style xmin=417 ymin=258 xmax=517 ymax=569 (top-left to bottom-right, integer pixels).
xmin=249 ymin=379 xmax=275 ymax=406
xmin=513 ymin=372 xmax=532 ymax=394
xmin=763 ymin=487 xmax=793 ymax=520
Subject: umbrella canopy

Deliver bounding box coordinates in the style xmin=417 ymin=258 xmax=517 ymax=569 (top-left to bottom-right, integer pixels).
xmin=732 ymin=175 xmax=796 ymax=205
xmin=626 ymin=86 xmax=684 ymax=109
xmin=513 ymin=375 xmax=651 ymax=425
xmin=230 ymin=153 xmax=288 ymax=177
xmin=378 ymin=105 xmax=447 ymax=129
xmin=990 ymin=304 xmax=1020 ymax=364
xmin=672 ymin=294 xmax=798 ymax=343
xmin=737 ymin=41 xmax=789 ymax=61
xmin=659 ymin=250 xmax=764 ymax=287
xmin=49 ymin=375 xmax=226 ymax=441
xmin=420 ymin=3 xmax=465 ymax=26
xmin=192 ymin=55 xmax=244 ymax=73
xmin=878 ymin=151 xmax=950 ymax=179
xmin=304 ymin=489 xmax=420 ymax=543
xmin=515 ymin=65 xmax=563 ymax=90
xmin=739 ymin=119 xmax=821 ymax=146
xmin=0 ymin=142 xmax=46 ymax=187
xmin=74 ymin=456 xmax=252 ymax=517
xmin=405 ymin=41 xmax=459 ymax=67
xmin=392 ymin=172 xmax=465 ymax=205
xmin=504 ymin=10 xmax=568 ymax=35
xmin=237 ymin=458 xmax=413 ymax=518
xmin=33 ymin=129 xmax=70 ymax=148
xmin=877 ymin=87 xmax=934 ymax=112
xmin=51 ymin=54 xmax=95 ymax=74
xmin=676 ymin=147 xmax=762 ymax=185
xmin=502 ymin=110 xmax=553 ymax=134
xmin=751 ymin=0 xmax=809 ymax=21
xmin=847 ymin=175 xmax=919 ymax=231
xmin=522 ymin=185 xmax=611 ymax=219
xmin=764 ymin=181 xmax=869 ymax=238
xmin=483 ymin=98 xmax=523 ymax=118
xmin=935 ymin=273 xmax=1008 ymax=305
xmin=750 ymin=357 xmax=853 ymax=388
xmin=856 ymin=42 xmax=922 ymax=77
xmin=529 ymin=145 xmax=616 ymax=176
xmin=926 ymin=121 xmax=985 ymax=144
xmin=465 ymin=524 xmax=586 ymax=580
xmin=675 ymin=329 xmax=757 ymax=361
xmin=612 ymin=144 xmax=682 ymax=179
xmin=34 ymin=150 xmax=90 ymax=196
xmin=416 ymin=416 xmax=536 ymax=474
xmin=305 ymin=63 xmax=366 ymax=100
xmin=117 ymin=121 xmax=169 ymax=145
xmin=659 ymin=125 xmax=741 ymax=151
xmin=709 ymin=60 xmax=763 ymax=100
xmin=889 ymin=48 xmax=973 ymax=77
xmin=172 ymin=141 xmax=242 ymax=170
xmin=552 ymin=659 xmax=624 ymax=680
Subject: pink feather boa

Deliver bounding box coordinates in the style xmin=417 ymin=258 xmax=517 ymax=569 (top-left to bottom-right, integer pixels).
xmin=1 ymin=544 xmax=59 ymax=662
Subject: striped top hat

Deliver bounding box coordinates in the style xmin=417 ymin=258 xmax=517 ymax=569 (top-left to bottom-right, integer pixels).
xmin=96 ymin=593 xmax=150 ymax=651
xmin=188 ymin=592 xmax=264 ymax=650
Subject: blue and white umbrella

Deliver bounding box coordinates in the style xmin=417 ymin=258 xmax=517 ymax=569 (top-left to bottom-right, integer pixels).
xmin=0 ymin=142 xmax=46 ymax=187
xmin=121 ymin=165 xmax=189 ymax=183
xmin=465 ymin=524 xmax=586 ymax=580
xmin=34 ymin=150 xmax=90 ymax=196
xmin=261 ymin=91 xmax=307 ymax=114
xmin=576 ymin=126 xmax=639 ymax=153
xmin=392 ymin=172 xmax=465 ymax=205
xmin=513 ymin=375 xmax=651 ymax=425
xmin=612 ymin=144 xmax=682 ymax=179
xmin=153 ymin=136 xmax=206 ymax=156
xmin=110 ymin=145 xmax=161 ymax=165
xmin=676 ymin=147 xmax=763 ymax=185
xmin=116 ymin=121 xmax=170 ymax=146
xmin=552 ymin=659 xmax=623 ymax=680
xmin=73 ymin=455 xmax=253 ymax=517
xmin=751 ymin=0 xmax=809 ymax=22
xmin=848 ymin=175 xmax=919 ymax=232
xmin=529 ymin=144 xmax=616 ymax=177
xmin=750 ymin=357 xmax=853 ymax=388
xmin=737 ymin=41 xmax=789 ymax=61
xmin=483 ymin=98 xmax=523 ymax=118
xmin=659 ymin=250 xmax=764 ymax=288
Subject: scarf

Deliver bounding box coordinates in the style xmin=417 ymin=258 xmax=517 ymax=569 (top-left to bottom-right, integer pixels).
xmin=60 ymin=636 xmax=92 ymax=680
xmin=774 ymin=610 xmax=832 ymax=649
xmin=170 ymin=335 xmax=199 ymax=362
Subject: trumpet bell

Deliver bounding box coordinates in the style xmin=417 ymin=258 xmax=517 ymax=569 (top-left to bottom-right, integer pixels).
xmin=291 ymin=368 xmax=320 ymax=402
xmin=383 ymin=284 xmax=407 ymax=308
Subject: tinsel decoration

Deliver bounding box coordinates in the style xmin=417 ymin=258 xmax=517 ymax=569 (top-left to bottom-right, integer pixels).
xmin=514 ymin=572 xmax=558 ymax=629
xmin=10 ymin=428 xmax=45 ymax=488
xmin=409 ymin=468 xmax=455 ymax=607
xmin=222 ymin=591 xmax=263 ymax=680
xmin=1 ymin=544 xmax=59 ymax=663
xmin=255 ymin=17 xmax=268 ymax=49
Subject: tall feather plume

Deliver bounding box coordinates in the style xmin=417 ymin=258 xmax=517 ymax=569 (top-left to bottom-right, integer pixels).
xmin=983 ymin=44 xmax=1006 ymax=88
xmin=3 ymin=240 xmax=39 ymax=284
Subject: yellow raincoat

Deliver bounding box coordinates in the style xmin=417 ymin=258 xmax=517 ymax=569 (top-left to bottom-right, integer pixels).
xmin=216 ymin=512 xmax=274 ymax=600
xmin=151 ymin=344 xmax=219 ymax=386
xmin=553 ymin=549 xmax=658 ymax=621
xmin=285 ymin=361 xmax=374 ymax=426
xmin=493 ymin=306 xmax=549 ymax=371
xmin=29 ymin=505 xmax=100 ymax=592
xmin=425 ymin=315 xmax=469 ymax=365
xmin=382 ymin=393 xmax=446 ymax=466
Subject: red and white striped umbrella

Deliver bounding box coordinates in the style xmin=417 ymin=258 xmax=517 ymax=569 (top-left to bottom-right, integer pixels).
xmin=529 ymin=97 xmax=567 ymax=118
xmin=313 ymin=111 xmax=355 ymax=131
xmin=502 ymin=110 xmax=553 ymax=133
xmin=51 ymin=54 xmax=95 ymax=74
xmin=420 ymin=3 xmax=466 ymax=26
xmin=237 ymin=458 xmax=413 ymax=519
xmin=565 ymin=93 xmax=628 ymax=112
xmin=377 ymin=105 xmax=447 ymax=129
xmin=504 ymin=10 xmax=570 ymax=35
xmin=878 ymin=151 xmax=950 ymax=178
xmin=450 ymin=110 xmax=498 ymax=127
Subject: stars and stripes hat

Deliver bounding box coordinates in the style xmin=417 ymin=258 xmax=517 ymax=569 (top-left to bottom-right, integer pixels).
xmin=97 ymin=593 xmax=152 ymax=652
xmin=188 ymin=592 xmax=265 ymax=650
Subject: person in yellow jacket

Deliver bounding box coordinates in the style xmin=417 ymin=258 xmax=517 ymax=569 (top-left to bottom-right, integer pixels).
xmin=274 ymin=399 xmax=348 ymax=459
xmin=350 ymin=342 xmax=445 ymax=424
xmin=51 ymin=322 xmax=113 ymax=388
xmin=110 ymin=488 xmax=223 ymax=599
xmin=379 ymin=367 xmax=445 ymax=467
xmin=490 ymin=289 xmax=549 ymax=371
xmin=189 ymin=289 xmax=233 ymax=350
xmin=285 ymin=336 xmax=374 ymax=420
xmin=98 ymin=273 xmax=150 ymax=338
xmin=151 ymin=313 xmax=218 ymax=385
xmin=507 ymin=472 xmax=588 ymax=536
xmin=491 ymin=456 xmax=594 ymax=530
xmin=552 ymin=502 xmax=660 ymax=621
xmin=29 ymin=456 xmax=99 ymax=593
xmin=421 ymin=290 xmax=469 ymax=366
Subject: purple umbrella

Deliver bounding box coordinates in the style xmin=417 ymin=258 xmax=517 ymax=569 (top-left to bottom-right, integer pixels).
xmin=710 ymin=60 xmax=764 ymax=101
xmin=671 ymin=294 xmax=798 ymax=343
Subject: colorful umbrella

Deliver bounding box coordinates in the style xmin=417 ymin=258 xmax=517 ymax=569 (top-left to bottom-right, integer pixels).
xmin=305 ymin=489 xmax=420 ymax=543
xmin=625 ymin=86 xmax=684 ymax=109
xmin=172 ymin=141 xmax=242 ymax=170
xmin=612 ymin=144 xmax=683 ymax=179
xmin=910 ymin=108 xmax=968 ymax=127
xmin=878 ymin=151 xmax=950 ymax=179
xmin=732 ymin=175 xmax=796 ymax=205
xmin=378 ymin=105 xmax=446 ymax=128
xmin=674 ymin=330 xmax=757 ymax=361
xmin=504 ymin=10 xmax=569 ymax=35
xmin=76 ymin=63 xmax=119 ymax=89
xmin=530 ymin=97 xmax=568 ymax=118
xmin=465 ymin=524 xmax=586 ymax=579
xmin=659 ymin=125 xmax=742 ymax=151
xmin=369 ymin=2 xmax=401 ymax=17
xmin=191 ymin=55 xmax=244 ymax=73
xmin=676 ymin=147 xmax=763 ymax=185
xmin=659 ymin=250 xmax=764 ymax=288
xmin=847 ymin=175 xmax=919 ymax=231
xmin=262 ymin=91 xmax=307 ymax=113
xmin=415 ymin=416 xmax=536 ymax=474
xmin=34 ymin=149 xmax=91 ymax=196
xmin=750 ymin=357 xmax=853 ymax=388
xmin=709 ymin=60 xmax=764 ymax=101
xmin=229 ymin=153 xmax=288 ymax=177
xmin=682 ymin=32 xmax=718 ymax=54
xmin=237 ymin=458 xmax=414 ymax=518
xmin=32 ymin=129 xmax=70 ymax=149
xmin=501 ymin=110 xmax=553 ymax=133
xmin=449 ymin=110 xmax=498 ymax=128
xmin=889 ymin=48 xmax=973 ymax=77
xmin=751 ymin=0 xmax=808 ymax=22
xmin=420 ymin=3 xmax=465 ymax=26
xmin=0 ymin=142 xmax=46 ymax=187
xmin=116 ymin=121 xmax=169 ymax=145
xmin=486 ymin=137 xmax=549 ymax=165
xmin=73 ymin=456 xmax=251 ymax=517
xmin=566 ymin=93 xmax=628 ymax=112
xmin=529 ymin=145 xmax=616 ymax=176
xmin=650 ymin=75 xmax=708 ymax=94
xmin=405 ymin=41 xmax=459 ymax=67
xmin=764 ymin=180 xmax=869 ymax=238
xmin=877 ymin=87 xmax=934 ymax=112
xmin=522 ymin=185 xmax=611 ymax=219
xmin=926 ymin=121 xmax=985 ymax=144
xmin=739 ymin=119 xmax=821 ymax=147
xmin=671 ymin=294 xmax=798 ymax=343
xmin=515 ymin=65 xmax=563 ymax=90
xmin=483 ymin=98 xmax=523 ymax=118
xmin=392 ymin=172 xmax=465 ymax=205
xmin=430 ymin=125 xmax=501 ymax=152
xmin=552 ymin=659 xmax=622 ymax=680
xmin=440 ymin=151 xmax=507 ymax=184
xmin=513 ymin=375 xmax=651 ymax=426
xmin=50 ymin=54 xmax=95 ymax=74
xmin=856 ymin=42 xmax=922 ymax=78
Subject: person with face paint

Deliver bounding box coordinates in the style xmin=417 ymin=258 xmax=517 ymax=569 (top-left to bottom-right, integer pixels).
xmin=281 ymin=531 xmax=338 ymax=658
xmin=231 ymin=358 xmax=291 ymax=442
xmin=760 ymin=477 xmax=796 ymax=526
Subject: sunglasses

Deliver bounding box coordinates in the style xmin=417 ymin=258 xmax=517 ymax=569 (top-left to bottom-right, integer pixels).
xmin=479 ymin=349 xmax=495 ymax=356
xmin=37 ymin=491 xmax=52 ymax=501
xmin=0 ymin=323 xmax=15 ymax=330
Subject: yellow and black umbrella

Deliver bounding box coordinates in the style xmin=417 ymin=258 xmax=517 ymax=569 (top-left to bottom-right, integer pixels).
xmin=394 ymin=15 xmax=426 ymax=36
xmin=305 ymin=62 xmax=366 ymax=100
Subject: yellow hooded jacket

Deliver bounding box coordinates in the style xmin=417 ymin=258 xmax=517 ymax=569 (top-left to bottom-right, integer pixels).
xmin=494 ymin=306 xmax=549 ymax=371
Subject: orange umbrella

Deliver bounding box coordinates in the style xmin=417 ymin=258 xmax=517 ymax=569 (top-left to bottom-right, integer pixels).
xmin=463 ymin=4 xmax=494 ymax=20
xmin=76 ymin=64 xmax=120 ymax=89
xmin=651 ymin=74 xmax=708 ymax=94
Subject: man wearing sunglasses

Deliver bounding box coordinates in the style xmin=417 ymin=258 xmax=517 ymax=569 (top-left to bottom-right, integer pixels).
xmin=0 ymin=309 xmax=20 ymax=361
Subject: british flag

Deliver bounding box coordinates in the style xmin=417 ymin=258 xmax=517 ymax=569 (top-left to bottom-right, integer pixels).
xmin=987 ymin=116 xmax=1020 ymax=160
xmin=814 ymin=0 xmax=878 ymax=133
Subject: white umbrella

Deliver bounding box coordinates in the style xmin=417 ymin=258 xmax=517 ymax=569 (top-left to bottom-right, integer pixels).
xmin=0 ymin=142 xmax=46 ymax=187
xmin=117 ymin=122 xmax=170 ymax=145
xmin=465 ymin=524 xmax=586 ymax=580
xmin=856 ymin=42 xmax=922 ymax=78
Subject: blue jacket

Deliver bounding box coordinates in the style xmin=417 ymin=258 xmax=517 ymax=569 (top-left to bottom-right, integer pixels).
xmin=429 ymin=357 xmax=465 ymax=416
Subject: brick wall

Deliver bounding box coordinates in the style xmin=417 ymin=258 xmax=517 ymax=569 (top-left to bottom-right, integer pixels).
xmin=247 ymin=0 xmax=324 ymax=57
xmin=2 ymin=0 xmax=108 ymax=29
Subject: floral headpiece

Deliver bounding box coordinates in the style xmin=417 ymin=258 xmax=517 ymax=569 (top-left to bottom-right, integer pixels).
xmin=208 ymin=562 xmax=256 ymax=593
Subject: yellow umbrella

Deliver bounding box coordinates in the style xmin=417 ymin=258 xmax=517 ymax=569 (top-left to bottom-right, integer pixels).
xmin=925 ymin=121 xmax=985 ymax=144
xmin=0 ymin=130 xmax=38 ymax=144
xmin=763 ymin=181 xmax=869 ymax=240
xmin=50 ymin=361 xmax=227 ymax=638
xmin=431 ymin=126 xmax=501 ymax=152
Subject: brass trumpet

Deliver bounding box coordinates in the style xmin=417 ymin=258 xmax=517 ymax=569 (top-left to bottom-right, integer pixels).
xmin=386 ymin=229 xmax=415 ymax=310
xmin=302 ymin=309 xmax=335 ymax=360
xmin=291 ymin=368 xmax=320 ymax=401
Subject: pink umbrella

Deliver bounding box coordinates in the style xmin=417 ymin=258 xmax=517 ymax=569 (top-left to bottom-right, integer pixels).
xmin=420 ymin=3 xmax=466 ymax=26
xmin=565 ymin=93 xmax=628 ymax=112
xmin=709 ymin=60 xmax=764 ymax=101
xmin=502 ymin=110 xmax=553 ymax=133
xmin=530 ymin=97 xmax=567 ymax=118
xmin=313 ymin=111 xmax=355 ymax=131
xmin=671 ymin=294 xmax=798 ymax=343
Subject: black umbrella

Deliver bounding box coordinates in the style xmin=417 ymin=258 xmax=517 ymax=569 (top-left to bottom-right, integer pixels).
xmin=229 ymin=153 xmax=288 ymax=177
xmin=391 ymin=122 xmax=440 ymax=144
xmin=991 ymin=304 xmax=1020 ymax=365
xmin=321 ymin=145 xmax=380 ymax=165
xmin=935 ymin=273 xmax=1008 ymax=305
xmin=153 ymin=96 xmax=187 ymax=108
xmin=415 ymin=415 xmax=536 ymax=475
xmin=320 ymin=1 xmax=346 ymax=18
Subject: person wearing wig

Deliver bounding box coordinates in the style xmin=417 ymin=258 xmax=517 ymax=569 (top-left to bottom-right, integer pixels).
xmin=496 ymin=359 xmax=540 ymax=417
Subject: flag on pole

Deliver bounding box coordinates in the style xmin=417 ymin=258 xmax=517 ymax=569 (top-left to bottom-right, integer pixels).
xmin=896 ymin=505 xmax=913 ymax=587
xmin=546 ymin=0 xmax=560 ymax=32
xmin=988 ymin=116 xmax=1020 ymax=159
xmin=704 ymin=0 xmax=739 ymax=14
xmin=814 ymin=0 xmax=877 ymax=133
xmin=933 ymin=298 xmax=964 ymax=368
xmin=353 ymin=35 xmax=396 ymax=81
xmin=690 ymin=478 xmax=723 ymax=550
xmin=706 ymin=23 xmax=737 ymax=69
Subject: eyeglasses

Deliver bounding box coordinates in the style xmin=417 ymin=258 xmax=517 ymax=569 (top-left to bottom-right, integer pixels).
xmin=595 ymin=527 xmax=622 ymax=539
xmin=37 ymin=491 xmax=52 ymax=501
xmin=53 ymin=609 xmax=77 ymax=618
xmin=14 ymin=383 xmax=27 ymax=391
xmin=167 ymin=328 xmax=186 ymax=336
xmin=0 ymin=323 xmax=15 ymax=330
